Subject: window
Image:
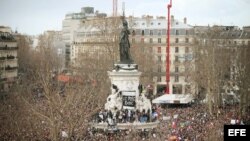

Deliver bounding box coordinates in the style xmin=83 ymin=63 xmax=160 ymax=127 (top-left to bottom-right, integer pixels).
xmin=158 ymin=56 xmax=162 ymax=63
xmin=185 ymin=85 xmax=191 ymax=94
xmin=173 ymin=85 xmax=182 ymax=94
xmin=151 ymin=22 xmax=154 ymax=25
xmin=234 ymin=41 xmax=237 ymax=45
xmin=175 ymin=56 xmax=179 ymax=62
xmin=158 ymin=30 xmax=161 ymax=36
xmin=158 ymin=22 xmax=161 ymax=25
xmin=185 ymin=76 xmax=189 ymax=82
xmin=150 ymin=30 xmax=153 ymax=35
xmin=157 ymin=47 xmax=161 ymax=53
xmin=175 ymin=66 xmax=179 ymax=72
xmin=186 ymin=30 xmax=189 ymax=35
xmin=157 ymin=65 xmax=161 ymax=72
xmin=148 ymin=47 xmax=153 ymax=53
xmin=174 ymin=75 xmax=179 ymax=82
xmin=141 ymin=38 xmax=144 ymax=43
xmin=185 ymin=47 xmax=189 ymax=53
xmin=176 ymin=22 xmax=179 ymax=25
xmin=176 ymin=30 xmax=179 ymax=35
xmin=157 ymin=76 xmax=161 ymax=82
xmin=242 ymin=41 xmax=245 ymax=45
xmin=141 ymin=30 xmax=144 ymax=36
xmin=248 ymin=40 xmax=250 ymax=45
xmin=158 ymin=38 xmax=161 ymax=43
xmin=175 ymin=38 xmax=179 ymax=43
xmin=185 ymin=38 xmax=189 ymax=43
xmin=175 ymin=47 xmax=179 ymax=53
xmin=150 ymin=38 xmax=153 ymax=43
xmin=185 ymin=55 xmax=189 ymax=62
xmin=142 ymin=23 xmax=145 ymax=25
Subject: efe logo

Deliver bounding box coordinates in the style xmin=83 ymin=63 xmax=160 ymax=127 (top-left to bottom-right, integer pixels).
xmin=224 ymin=125 xmax=249 ymax=141
xmin=228 ymin=129 xmax=246 ymax=136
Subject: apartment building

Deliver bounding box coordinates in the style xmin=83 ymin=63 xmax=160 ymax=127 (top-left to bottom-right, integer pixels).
xmin=70 ymin=16 xmax=120 ymax=68
xmin=129 ymin=15 xmax=194 ymax=94
xmin=0 ymin=26 xmax=18 ymax=91
xmin=62 ymin=7 xmax=107 ymax=67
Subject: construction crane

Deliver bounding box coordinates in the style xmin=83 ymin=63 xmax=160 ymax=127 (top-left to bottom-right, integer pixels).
xmin=166 ymin=0 xmax=172 ymax=94
xmin=113 ymin=0 xmax=118 ymax=17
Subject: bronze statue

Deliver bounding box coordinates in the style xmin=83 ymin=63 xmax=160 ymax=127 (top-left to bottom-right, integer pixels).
xmin=119 ymin=17 xmax=133 ymax=63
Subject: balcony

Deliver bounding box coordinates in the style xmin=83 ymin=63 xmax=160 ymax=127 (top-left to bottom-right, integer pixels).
xmin=0 ymin=56 xmax=6 ymax=60
xmin=7 ymin=55 xmax=15 ymax=60
xmin=0 ymin=46 xmax=7 ymax=50
xmin=7 ymin=47 xmax=18 ymax=50
xmin=170 ymin=42 xmax=192 ymax=46
xmin=0 ymin=46 xmax=18 ymax=50
xmin=5 ymin=66 xmax=18 ymax=71
xmin=170 ymin=72 xmax=185 ymax=76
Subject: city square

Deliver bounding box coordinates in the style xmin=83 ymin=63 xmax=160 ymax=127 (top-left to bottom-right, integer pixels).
xmin=0 ymin=0 xmax=250 ymax=140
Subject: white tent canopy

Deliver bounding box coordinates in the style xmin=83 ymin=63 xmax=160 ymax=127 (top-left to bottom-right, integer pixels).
xmin=152 ymin=94 xmax=194 ymax=104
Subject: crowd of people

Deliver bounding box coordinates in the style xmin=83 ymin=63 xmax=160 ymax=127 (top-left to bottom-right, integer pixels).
xmin=156 ymin=104 xmax=249 ymax=140
xmin=93 ymin=107 xmax=159 ymax=126
xmin=1 ymin=92 xmax=249 ymax=141
xmin=89 ymin=103 xmax=249 ymax=141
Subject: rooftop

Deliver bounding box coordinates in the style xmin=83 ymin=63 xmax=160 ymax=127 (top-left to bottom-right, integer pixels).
xmin=0 ymin=31 xmax=15 ymax=41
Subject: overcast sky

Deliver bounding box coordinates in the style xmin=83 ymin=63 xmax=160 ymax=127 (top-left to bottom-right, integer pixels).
xmin=0 ymin=0 xmax=249 ymax=35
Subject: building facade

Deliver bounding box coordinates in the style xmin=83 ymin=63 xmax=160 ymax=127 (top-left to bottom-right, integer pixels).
xmin=62 ymin=7 xmax=107 ymax=67
xmin=0 ymin=26 xmax=18 ymax=91
xmin=129 ymin=15 xmax=194 ymax=95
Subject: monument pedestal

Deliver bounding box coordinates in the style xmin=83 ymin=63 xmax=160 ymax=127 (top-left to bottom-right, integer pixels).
xmin=105 ymin=63 xmax=151 ymax=113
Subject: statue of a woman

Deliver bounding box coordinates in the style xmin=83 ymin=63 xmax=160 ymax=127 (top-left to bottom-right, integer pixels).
xmin=119 ymin=18 xmax=133 ymax=63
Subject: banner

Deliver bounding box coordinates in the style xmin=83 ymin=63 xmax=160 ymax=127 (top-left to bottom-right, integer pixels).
xmin=122 ymin=95 xmax=136 ymax=107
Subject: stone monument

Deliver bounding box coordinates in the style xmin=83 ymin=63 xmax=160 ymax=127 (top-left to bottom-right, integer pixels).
xmin=104 ymin=15 xmax=151 ymax=114
xmin=92 ymin=14 xmax=158 ymax=132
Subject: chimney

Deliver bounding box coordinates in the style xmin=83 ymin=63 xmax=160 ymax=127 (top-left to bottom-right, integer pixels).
xmin=184 ymin=17 xmax=187 ymax=24
xmin=171 ymin=15 xmax=174 ymax=26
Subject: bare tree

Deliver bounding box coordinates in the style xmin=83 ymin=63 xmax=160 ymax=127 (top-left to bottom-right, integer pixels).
xmin=233 ymin=43 xmax=250 ymax=118
xmin=193 ymin=26 xmax=233 ymax=114
xmin=0 ymin=33 xmax=109 ymax=140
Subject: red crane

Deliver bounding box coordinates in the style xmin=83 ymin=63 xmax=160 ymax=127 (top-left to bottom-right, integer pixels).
xmin=166 ymin=0 xmax=172 ymax=94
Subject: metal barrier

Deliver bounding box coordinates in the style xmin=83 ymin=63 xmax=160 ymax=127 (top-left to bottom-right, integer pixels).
xmin=91 ymin=121 xmax=159 ymax=130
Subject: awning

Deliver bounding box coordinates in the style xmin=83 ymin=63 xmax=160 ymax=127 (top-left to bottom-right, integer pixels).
xmin=152 ymin=94 xmax=193 ymax=104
